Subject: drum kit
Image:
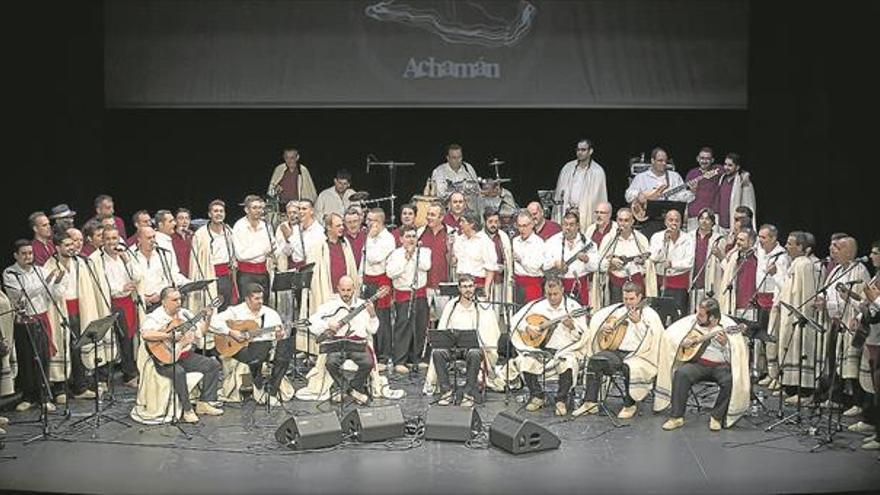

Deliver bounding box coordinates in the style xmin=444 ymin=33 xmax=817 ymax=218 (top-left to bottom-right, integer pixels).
xmin=412 ymin=158 xmax=515 ymax=227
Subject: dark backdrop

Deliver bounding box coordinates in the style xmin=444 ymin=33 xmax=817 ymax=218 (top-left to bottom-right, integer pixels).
xmin=4 ymin=1 xmax=878 ymax=267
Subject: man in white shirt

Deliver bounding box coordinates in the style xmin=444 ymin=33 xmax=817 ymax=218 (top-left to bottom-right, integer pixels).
xmin=511 ymin=211 xmax=546 ymax=304
xmin=649 ymin=209 xmax=694 ymax=319
xmin=3 ymin=240 xmax=66 ymax=411
xmin=625 ymin=147 xmax=694 ymax=229
xmin=278 ymin=199 xmax=325 ymax=270
xmin=132 ymin=227 xmax=190 ymax=313
xmin=452 ymin=211 xmax=497 ymax=297
xmin=431 ymin=275 xmax=494 ymax=407
xmin=210 ymin=284 xmax=290 ymax=405
xmin=386 ymin=226 xmax=432 ymax=374
xmin=190 ymin=199 xmax=237 ymax=311
xmin=553 ymin=139 xmax=608 ymax=231
xmin=431 ymin=143 xmax=479 ymax=200
xmin=314 ymin=169 xmax=358 ymax=224
xmin=598 ymin=208 xmax=654 ymax=304
xmin=232 ymin=195 xmax=273 ymax=304
xmin=140 ymin=287 xmax=222 ymax=423
xmin=308 ymin=276 xmax=378 ymax=405
xmin=360 ymin=208 xmax=396 ymax=365
xmin=574 ymin=282 xmax=663 ymax=420
xmin=544 ymin=212 xmax=598 ymax=306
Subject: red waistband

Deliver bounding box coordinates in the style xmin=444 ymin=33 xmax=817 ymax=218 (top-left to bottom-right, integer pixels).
xmin=237 ymin=261 xmax=268 ymax=274
xmin=658 ymin=272 xmax=690 ymax=290
xmin=755 ymin=292 xmax=774 ymax=309
xmin=395 ymin=286 xmax=427 ymax=302
xmin=111 ymin=296 xmax=138 ymax=339
xmin=514 ymin=275 xmax=544 ymax=285
xmin=609 ymin=272 xmax=644 ymax=287
xmin=697 ymin=357 xmax=728 ymax=368
xmin=214 ymin=263 xmax=232 ymax=277
xmin=65 ymin=299 xmax=80 ymax=317
xmin=364 ymin=274 xmax=393 ymax=309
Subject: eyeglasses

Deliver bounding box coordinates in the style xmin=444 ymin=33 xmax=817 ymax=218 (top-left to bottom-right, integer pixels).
xmin=576 ymin=148 xmax=589 ymax=152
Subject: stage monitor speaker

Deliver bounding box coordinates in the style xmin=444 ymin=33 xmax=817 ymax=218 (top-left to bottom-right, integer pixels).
xmin=275 ymin=411 xmax=342 ymax=450
xmin=424 ymin=406 xmax=483 ymax=442
xmin=341 ymin=404 xmax=405 ymax=442
xmin=489 ymin=410 xmax=560 ymax=454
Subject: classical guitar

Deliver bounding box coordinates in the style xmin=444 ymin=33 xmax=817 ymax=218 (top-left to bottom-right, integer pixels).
xmin=214 ymin=319 xmax=295 ymax=358
xmin=676 ymin=323 xmax=746 ymax=362
xmin=518 ymin=306 xmax=591 ymax=348
xmin=316 ymin=286 xmax=391 ymax=344
xmin=147 ymin=296 xmax=223 ymax=365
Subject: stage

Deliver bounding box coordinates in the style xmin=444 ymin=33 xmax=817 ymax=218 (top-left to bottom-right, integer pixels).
xmin=0 ymin=372 xmax=877 ymax=494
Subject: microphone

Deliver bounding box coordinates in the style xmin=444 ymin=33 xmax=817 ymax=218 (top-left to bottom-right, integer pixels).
xmin=842 ymin=280 xmax=861 ymax=286
xmin=768 ymin=251 xmax=786 ymax=259
xmin=854 ymin=255 xmax=869 ymax=263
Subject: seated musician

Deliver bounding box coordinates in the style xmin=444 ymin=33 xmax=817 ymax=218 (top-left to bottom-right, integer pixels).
xmin=573 ymin=281 xmax=663 ymax=419
xmin=140 ymin=287 xmax=222 ymax=423
xmin=656 ymin=298 xmax=749 ymax=431
xmin=510 ymin=277 xmax=587 ymax=416
xmin=209 ymin=283 xmax=291 ymax=406
xmin=431 ymin=275 xmax=497 ymax=407
xmin=307 ymin=276 xmax=377 ymax=406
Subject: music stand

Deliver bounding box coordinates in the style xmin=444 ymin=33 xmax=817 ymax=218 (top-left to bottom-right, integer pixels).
xmin=273 ymin=265 xmax=314 ymax=381
xmin=428 ymin=328 xmax=479 ymax=404
xmin=178 ymin=279 xmax=217 ymax=298
xmin=765 ymin=301 xmax=826 ymax=432
xmin=69 ymin=313 xmax=132 ymax=438
xmin=649 ymin=296 xmax=681 ymax=327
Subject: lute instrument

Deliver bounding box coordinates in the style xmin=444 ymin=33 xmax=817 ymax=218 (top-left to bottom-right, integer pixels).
xmin=594 ymin=298 xmax=651 ymax=352
xmin=518 ymin=306 xmax=591 ymax=348
xmin=676 ymin=323 xmax=746 ymax=362
xmin=545 ymin=241 xmax=594 ymax=279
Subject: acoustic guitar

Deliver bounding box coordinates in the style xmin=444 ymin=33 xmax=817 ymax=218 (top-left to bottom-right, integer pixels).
xmin=631 ymin=168 xmax=721 ymax=222
xmin=316 ymin=286 xmax=391 ymax=344
xmin=518 ymin=306 xmax=591 ymax=348
xmin=595 ymin=299 xmax=650 ymax=352
xmin=147 ymin=296 xmax=223 ymax=365
xmin=676 ymin=323 xmax=745 ymax=362
xmin=544 ymin=241 xmax=594 ymax=279
xmin=214 ymin=318 xmax=299 ymax=358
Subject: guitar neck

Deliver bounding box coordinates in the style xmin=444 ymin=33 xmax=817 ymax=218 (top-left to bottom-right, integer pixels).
xmin=691 ymin=325 xmax=740 ymax=345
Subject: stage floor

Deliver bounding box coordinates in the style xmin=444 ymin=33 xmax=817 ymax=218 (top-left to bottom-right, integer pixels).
xmin=0 ymin=372 xmax=877 ymax=495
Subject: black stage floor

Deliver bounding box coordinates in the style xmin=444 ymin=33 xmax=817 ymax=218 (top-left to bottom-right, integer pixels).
xmin=1 ymin=371 xmax=878 ymax=495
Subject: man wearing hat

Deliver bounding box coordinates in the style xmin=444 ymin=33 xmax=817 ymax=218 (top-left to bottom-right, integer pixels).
xmin=49 ymin=203 xmax=77 ymax=233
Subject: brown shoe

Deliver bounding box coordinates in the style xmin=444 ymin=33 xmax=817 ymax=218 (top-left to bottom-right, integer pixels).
xmin=195 ymin=402 xmax=224 ymax=416
xmin=181 ymin=410 xmax=199 ymax=423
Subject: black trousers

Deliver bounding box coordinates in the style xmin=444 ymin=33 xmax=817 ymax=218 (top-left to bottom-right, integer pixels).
xmin=216 ymin=273 xmax=236 ymax=310
xmin=237 ymin=272 xmax=270 ymax=305
xmin=326 ymin=351 xmax=372 ymax=394
xmin=232 ymin=337 xmax=292 ymax=393
xmin=154 ymin=352 xmax=221 ymax=412
xmin=112 ymin=307 xmax=139 ymax=382
xmin=433 ymin=348 xmax=482 ymax=399
xmin=670 ymin=362 xmax=733 ymax=421
xmin=67 ymin=314 xmax=91 ymax=394
xmin=584 ymin=350 xmax=635 ymax=406
xmin=392 ymin=297 xmax=428 ymax=366
xmin=13 ymin=320 xmax=50 ymax=404
xmin=661 ymin=288 xmax=688 ymax=322
xmin=522 ymin=369 xmax=574 ymax=403
xmin=866 ymin=344 xmax=880 ymax=426
xmin=609 ymin=284 xmax=624 ymax=304
xmin=372 ymin=307 xmax=393 ymax=362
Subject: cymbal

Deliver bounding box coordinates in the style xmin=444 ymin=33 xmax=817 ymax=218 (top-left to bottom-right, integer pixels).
xmin=349 ymin=191 xmax=370 ymax=202
xmin=488 ymin=159 xmax=505 ymax=166
xmin=482 ymin=178 xmax=512 ymax=185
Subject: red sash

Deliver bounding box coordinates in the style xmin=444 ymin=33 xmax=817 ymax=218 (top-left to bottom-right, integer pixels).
xmin=364 ymin=274 xmax=393 ymax=309
xmin=657 ymin=272 xmax=690 ymax=290
xmin=755 ymin=292 xmax=774 ymax=309
xmin=214 ymin=263 xmax=240 ymax=302
xmin=394 ymin=286 xmax=427 ymax=303
xmin=514 ymin=275 xmax=544 ymax=302
xmin=562 ymin=276 xmax=590 ymax=306
xmin=31 ymin=311 xmax=56 ymax=357
xmin=237 ymin=261 xmax=267 ymax=274
xmin=65 ymin=299 xmax=80 ymax=318
xmin=608 ymin=272 xmax=645 ymax=288
xmin=473 ymin=276 xmax=486 ymax=288
xmin=111 ymin=296 xmax=138 ymax=339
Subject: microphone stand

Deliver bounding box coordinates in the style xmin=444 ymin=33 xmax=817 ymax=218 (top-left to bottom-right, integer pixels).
xmin=32 ymin=259 xmax=72 ymax=420
xmin=688 ymin=234 xmax=722 ymax=310
xmin=263 ymin=219 xmax=283 ymax=407
xmin=8 ymin=270 xmax=69 ymax=445
xmin=79 ymin=254 xmax=116 ymax=401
